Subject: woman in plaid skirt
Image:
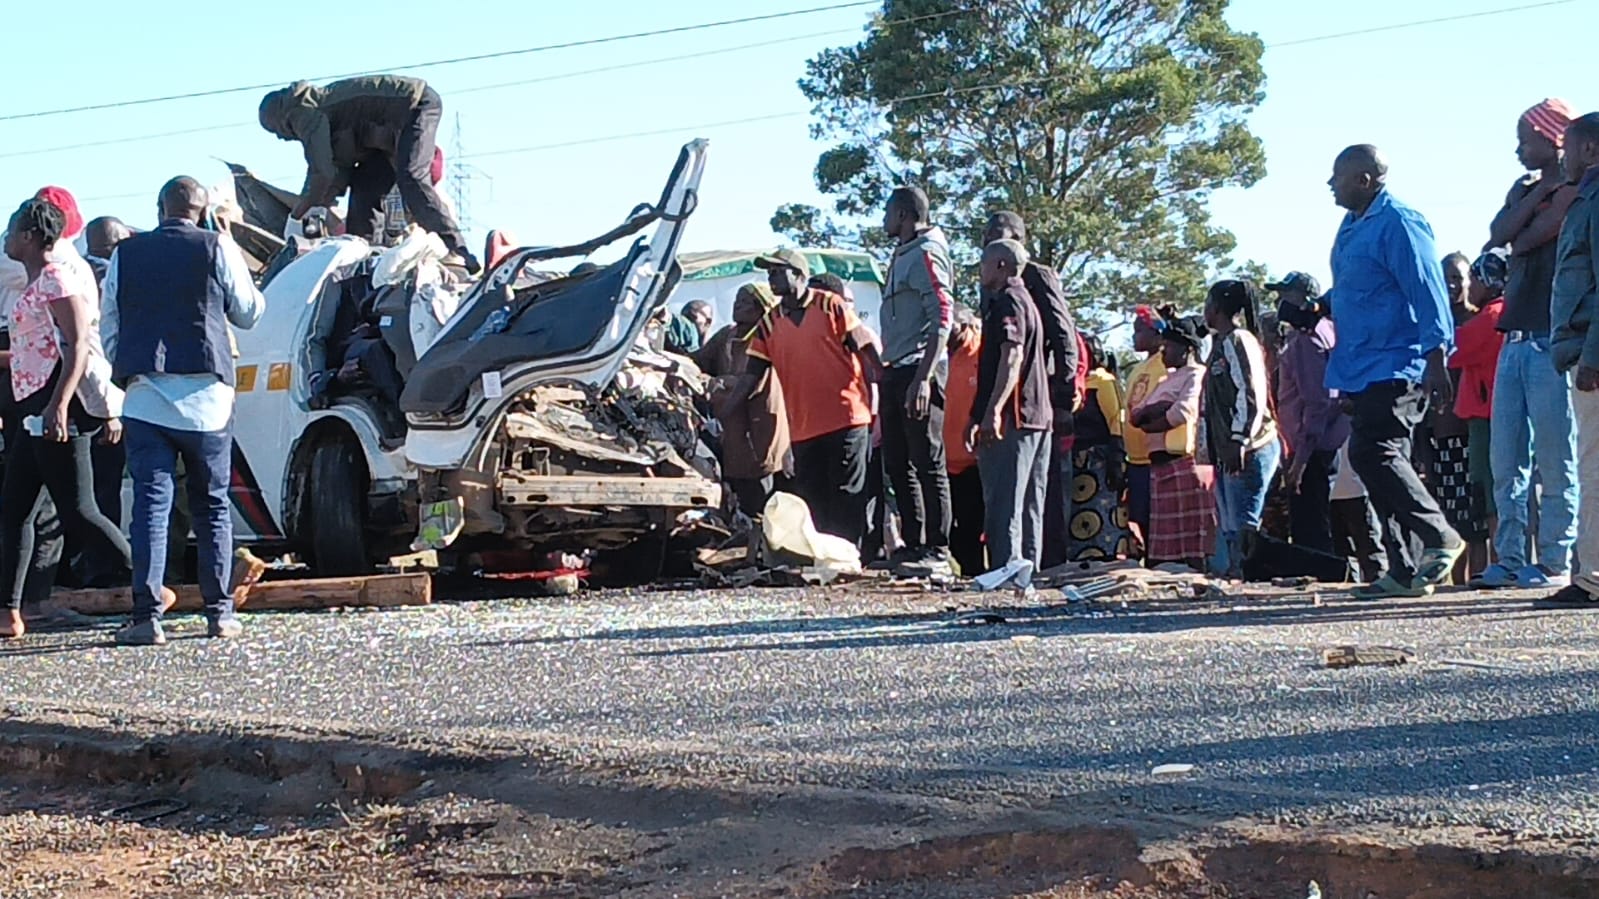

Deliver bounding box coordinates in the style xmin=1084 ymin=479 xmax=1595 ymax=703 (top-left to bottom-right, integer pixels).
xmin=1128 ymin=316 xmax=1216 ymax=571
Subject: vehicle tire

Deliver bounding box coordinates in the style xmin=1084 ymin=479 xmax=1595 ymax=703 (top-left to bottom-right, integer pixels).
xmin=304 ymin=438 xmax=371 ymax=577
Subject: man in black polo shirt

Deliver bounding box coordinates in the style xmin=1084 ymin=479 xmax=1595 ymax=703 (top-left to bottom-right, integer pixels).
xmin=982 ymin=211 xmax=1080 ymax=567
xmin=968 ymin=239 xmax=1052 ymax=573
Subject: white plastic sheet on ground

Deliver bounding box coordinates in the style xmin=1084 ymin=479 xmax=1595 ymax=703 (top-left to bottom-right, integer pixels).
xmin=761 ymin=492 xmax=861 ymax=577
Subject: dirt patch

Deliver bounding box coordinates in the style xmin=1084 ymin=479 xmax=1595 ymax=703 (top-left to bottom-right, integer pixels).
xmin=0 ymin=782 xmax=658 ymax=899
xmin=7 ymin=711 xmax=1599 ymax=898
xmin=804 ymin=827 xmax=1599 ymax=898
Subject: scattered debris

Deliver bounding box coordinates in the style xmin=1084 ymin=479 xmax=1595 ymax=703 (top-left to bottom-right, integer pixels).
xmin=483 ymin=559 xmax=588 ymax=597
xmin=386 ymin=549 xmax=439 ymax=572
xmin=102 ymin=798 xmax=187 ymax=824
xmin=1061 ymin=577 xmax=1122 ymax=602
xmin=1151 ymin=763 xmax=1196 ymax=777
xmin=951 ymin=611 xmax=1007 ymax=627
xmin=801 ymin=566 xmax=843 ymax=586
xmin=1322 ymin=645 xmax=1415 ymax=669
xmin=230 ymin=547 xmax=269 ymax=607
xmin=1436 ymin=658 xmax=1525 ymax=672
xmin=413 ymin=497 xmax=466 ymax=552
xmin=696 ymin=546 xmax=749 ymax=571
xmin=1307 ymin=881 xmax=1324 ymax=899
xmin=973 ymin=559 xmax=1034 ymax=592
xmin=1272 ymin=576 xmax=1315 ymax=589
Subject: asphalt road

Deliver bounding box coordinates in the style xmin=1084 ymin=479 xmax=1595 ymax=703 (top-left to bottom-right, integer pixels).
xmin=4 ymin=580 xmax=1598 ymax=839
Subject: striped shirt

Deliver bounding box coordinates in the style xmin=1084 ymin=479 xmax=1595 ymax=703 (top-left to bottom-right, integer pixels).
xmin=1203 ymin=329 xmax=1277 ymax=461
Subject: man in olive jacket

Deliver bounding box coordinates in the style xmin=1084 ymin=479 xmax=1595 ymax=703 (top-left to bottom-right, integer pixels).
xmin=259 ymin=74 xmax=478 ymax=272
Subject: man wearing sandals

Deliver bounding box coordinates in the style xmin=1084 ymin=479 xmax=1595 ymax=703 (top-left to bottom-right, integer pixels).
xmin=1324 ymin=145 xmax=1465 ymax=599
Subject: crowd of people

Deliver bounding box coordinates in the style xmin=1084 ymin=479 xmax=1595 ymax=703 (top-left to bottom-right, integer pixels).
xmin=1 ymin=87 xmax=1597 ymax=652
xmin=0 ymin=75 xmax=486 ymax=645
xmin=698 ymin=99 xmax=1599 ymax=609
xmin=0 ymin=179 xmax=262 ymax=645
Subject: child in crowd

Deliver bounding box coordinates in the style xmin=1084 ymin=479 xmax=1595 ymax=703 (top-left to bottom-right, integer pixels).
xmin=1426 ymin=254 xmax=1491 ymax=583
xmin=1450 ymin=249 xmax=1507 ymax=575
xmin=1128 ymin=316 xmax=1214 ymax=571
xmin=1202 ymin=279 xmax=1280 ymax=579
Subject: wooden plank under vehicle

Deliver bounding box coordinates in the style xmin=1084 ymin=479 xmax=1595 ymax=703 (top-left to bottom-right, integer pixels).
xmin=50 ymin=573 xmax=433 ymax=616
xmin=497 ymin=473 xmax=721 ymax=509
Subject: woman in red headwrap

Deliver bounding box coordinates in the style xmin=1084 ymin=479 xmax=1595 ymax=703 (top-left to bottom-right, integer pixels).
xmin=1121 ymin=304 xmax=1172 ymax=558
xmin=0 ymin=197 xmax=134 ymax=638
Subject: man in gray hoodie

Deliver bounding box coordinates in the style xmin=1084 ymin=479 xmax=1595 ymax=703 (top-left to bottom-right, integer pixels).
xmin=1546 ymin=112 xmax=1599 ymax=607
xmin=880 ymin=187 xmax=955 ymax=575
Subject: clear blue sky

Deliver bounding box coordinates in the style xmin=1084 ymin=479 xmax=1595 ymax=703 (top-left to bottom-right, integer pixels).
xmin=0 ymin=0 xmax=1592 ymax=297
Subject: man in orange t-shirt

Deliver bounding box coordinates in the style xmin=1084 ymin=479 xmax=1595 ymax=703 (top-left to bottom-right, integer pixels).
xmin=942 ymin=311 xmax=984 ymax=575
xmin=747 ymin=249 xmax=883 ymax=545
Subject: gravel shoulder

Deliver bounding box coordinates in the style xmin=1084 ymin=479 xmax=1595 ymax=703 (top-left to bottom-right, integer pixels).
xmin=4 ymin=580 xmax=1599 ymax=895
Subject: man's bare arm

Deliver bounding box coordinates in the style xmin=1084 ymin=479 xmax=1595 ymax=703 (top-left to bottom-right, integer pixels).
xmin=1485 ymin=179 xmax=1542 ymax=250
xmin=1510 ymin=184 xmax=1578 ymax=256
xmin=984 ymin=344 xmax=1023 ymax=423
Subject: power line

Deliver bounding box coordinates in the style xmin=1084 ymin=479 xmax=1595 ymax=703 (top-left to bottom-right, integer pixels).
xmin=0 ymin=6 xmax=966 ymax=163
xmin=0 ymin=123 xmax=248 ymax=161
xmin=459 ymin=0 xmax=1585 ymax=160
xmin=1264 ymin=0 xmax=1578 ymax=49
xmin=467 ymin=112 xmax=809 ymax=159
xmin=454 ymin=6 xmax=968 ymax=97
xmin=62 ymin=0 xmax=1578 ymax=200
xmin=0 ymin=1 xmax=876 ymax=124
xmin=78 ymin=170 xmax=302 ymax=205
xmin=460 ymin=73 xmax=1085 ymax=160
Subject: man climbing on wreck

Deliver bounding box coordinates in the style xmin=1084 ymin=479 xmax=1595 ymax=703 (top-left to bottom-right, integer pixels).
xmin=258 ymin=75 xmax=480 ymax=273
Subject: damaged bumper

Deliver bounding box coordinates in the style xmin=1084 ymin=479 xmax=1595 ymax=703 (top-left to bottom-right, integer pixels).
xmin=400 ymin=140 xmax=717 ymax=555
xmin=498 ymin=474 xmax=718 ymax=509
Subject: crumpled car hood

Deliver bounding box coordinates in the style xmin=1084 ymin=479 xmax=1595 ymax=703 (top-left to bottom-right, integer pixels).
xmin=501 ymin=349 xmax=713 ymax=478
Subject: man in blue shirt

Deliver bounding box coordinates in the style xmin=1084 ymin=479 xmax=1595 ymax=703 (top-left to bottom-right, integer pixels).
xmin=1325 ymin=145 xmax=1464 ymax=599
xmin=102 ymin=177 xmax=264 ymax=646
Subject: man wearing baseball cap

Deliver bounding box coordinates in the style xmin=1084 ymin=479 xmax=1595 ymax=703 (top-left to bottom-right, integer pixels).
xmin=1268 ymin=271 xmax=1347 ymax=556
xmin=746 ymin=249 xmax=884 ymax=546
xmin=1475 ymin=98 xmax=1581 ymax=590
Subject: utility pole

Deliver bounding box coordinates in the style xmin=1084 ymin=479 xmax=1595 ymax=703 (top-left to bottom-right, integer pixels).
xmin=449 ymin=112 xmax=472 ymax=231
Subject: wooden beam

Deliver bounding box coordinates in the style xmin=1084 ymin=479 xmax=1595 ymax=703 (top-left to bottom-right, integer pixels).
xmin=49 ymin=573 xmax=432 ymax=616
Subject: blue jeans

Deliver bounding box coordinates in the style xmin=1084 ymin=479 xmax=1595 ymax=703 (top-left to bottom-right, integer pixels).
xmin=1490 ymin=337 xmax=1578 ymax=573
xmin=126 ymin=419 xmax=234 ymax=623
xmin=1213 ymin=438 xmax=1282 ymax=577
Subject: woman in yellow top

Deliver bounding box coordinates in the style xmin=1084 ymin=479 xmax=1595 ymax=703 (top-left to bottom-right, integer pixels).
xmin=1122 ymin=305 xmax=1176 ymax=556
xmin=1065 ymin=335 xmax=1133 ymax=561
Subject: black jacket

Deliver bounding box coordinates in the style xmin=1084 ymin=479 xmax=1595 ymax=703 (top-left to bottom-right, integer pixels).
xmin=1020 ymin=260 xmax=1079 ymax=414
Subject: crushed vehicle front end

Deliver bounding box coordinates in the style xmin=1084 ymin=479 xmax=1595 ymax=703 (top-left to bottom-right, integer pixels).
xmin=399 ymin=140 xmax=720 ymax=567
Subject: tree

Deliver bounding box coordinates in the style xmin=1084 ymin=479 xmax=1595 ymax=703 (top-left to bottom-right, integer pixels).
xmin=772 ymin=0 xmax=1268 ymax=331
